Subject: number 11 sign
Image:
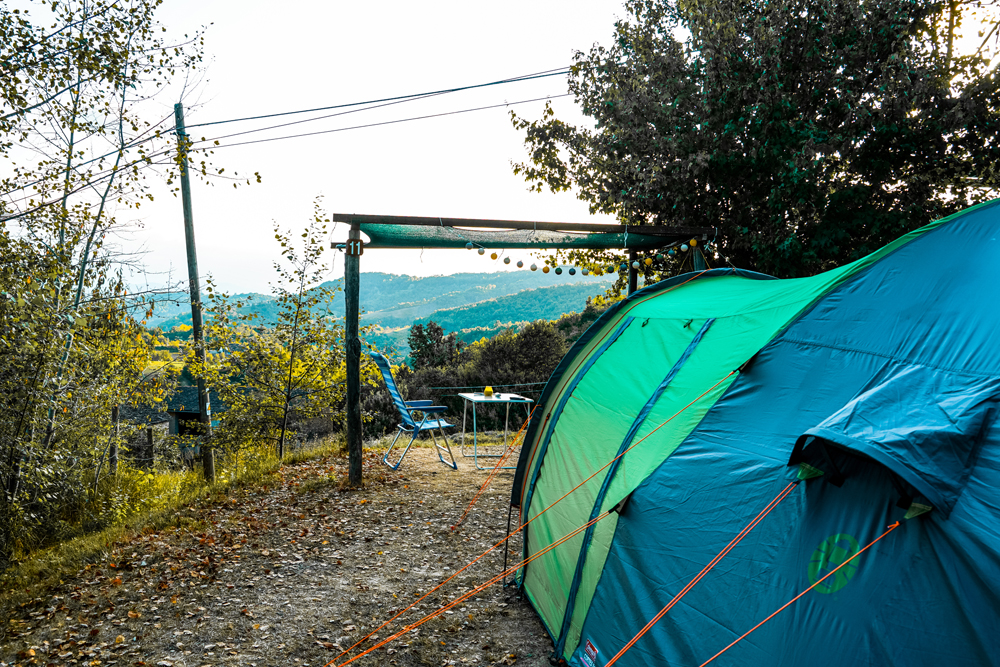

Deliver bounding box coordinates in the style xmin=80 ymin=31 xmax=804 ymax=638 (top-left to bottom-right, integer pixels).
xmin=345 ymin=239 xmax=364 ymax=256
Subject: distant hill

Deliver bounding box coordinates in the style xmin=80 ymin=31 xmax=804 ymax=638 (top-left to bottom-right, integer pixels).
xmin=412 ymin=282 xmax=609 ymax=332
xmin=148 ymin=271 xmax=614 ymax=337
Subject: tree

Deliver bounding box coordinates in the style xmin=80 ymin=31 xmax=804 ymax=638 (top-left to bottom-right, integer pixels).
xmin=408 ymin=321 xmax=465 ymax=370
xmin=512 ymin=0 xmax=1000 ymax=279
xmin=195 ymin=201 xmax=345 ymax=466
xmin=0 ymin=0 xmax=220 ymax=564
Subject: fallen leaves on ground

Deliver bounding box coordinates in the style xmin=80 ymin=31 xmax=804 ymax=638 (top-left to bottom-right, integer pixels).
xmin=0 ymin=446 xmax=553 ymax=667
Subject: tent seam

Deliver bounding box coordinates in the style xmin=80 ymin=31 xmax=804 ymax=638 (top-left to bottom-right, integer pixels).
xmin=554 ymin=318 xmax=718 ymax=657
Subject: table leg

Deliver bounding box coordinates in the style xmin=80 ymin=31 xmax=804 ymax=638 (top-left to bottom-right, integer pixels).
xmin=461 ymin=399 xmax=468 ymax=456
xmin=472 ymin=402 xmax=478 ymax=469
xmin=504 ymin=402 xmax=511 ymax=448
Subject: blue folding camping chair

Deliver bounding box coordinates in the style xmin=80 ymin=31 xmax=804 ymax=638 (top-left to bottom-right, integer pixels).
xmin=368 ymin=351 xmax=458 ymax=470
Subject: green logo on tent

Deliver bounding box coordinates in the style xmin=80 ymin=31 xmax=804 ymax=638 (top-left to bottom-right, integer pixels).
xmin=808 ymin=533 xmax=861 ymax=594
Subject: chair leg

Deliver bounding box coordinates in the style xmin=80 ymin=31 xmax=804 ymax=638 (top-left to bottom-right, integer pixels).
xmin=383 ymin=427 xmax=417 ymax=470
xmin=434 ymin=425 xmax=458 ymax=470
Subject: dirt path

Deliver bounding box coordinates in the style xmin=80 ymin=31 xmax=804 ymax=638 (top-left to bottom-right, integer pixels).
xmin=0 ymin=446 xmax=553 ymax=667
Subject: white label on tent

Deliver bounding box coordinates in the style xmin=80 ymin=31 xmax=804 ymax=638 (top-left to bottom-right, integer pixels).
xmin=582 ymin=639 xmax=599 ymax=667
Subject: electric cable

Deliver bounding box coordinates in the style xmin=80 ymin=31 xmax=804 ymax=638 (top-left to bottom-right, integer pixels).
xmin=184 ymin=65 xmax=574 ymax=129
xmin=187 ymin=94 xmax=571 ymax=151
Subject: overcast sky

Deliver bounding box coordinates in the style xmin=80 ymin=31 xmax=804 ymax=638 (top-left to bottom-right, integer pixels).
xmin=120 ymin=0 xmax=627 ymax=293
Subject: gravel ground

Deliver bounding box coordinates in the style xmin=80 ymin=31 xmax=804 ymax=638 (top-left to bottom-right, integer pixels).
xmin=0 ymin=443 xmax=554 ymax=667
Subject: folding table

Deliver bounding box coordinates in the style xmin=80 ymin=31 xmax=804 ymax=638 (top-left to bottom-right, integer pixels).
xmin=457 ymin=392 xmax=533 ymax=470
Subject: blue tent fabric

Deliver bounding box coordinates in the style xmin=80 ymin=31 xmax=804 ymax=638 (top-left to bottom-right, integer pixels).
xmin=794 ymin=365 xmax=1000 ymax=517
xmin=568 ymin=201 xmax=1000 ymax=666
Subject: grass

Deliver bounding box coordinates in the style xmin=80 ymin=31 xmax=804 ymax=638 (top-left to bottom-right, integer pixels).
xmin=0 ymin=435 xmax=348 ymax=610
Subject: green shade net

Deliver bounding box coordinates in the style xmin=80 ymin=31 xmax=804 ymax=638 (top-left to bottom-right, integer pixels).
xmin=360 ymin=223 xmax=678 ymax=250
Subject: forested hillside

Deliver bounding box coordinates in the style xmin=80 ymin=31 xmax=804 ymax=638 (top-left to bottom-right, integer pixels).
xmin=149 ymin=272 xmax=614 ymax=350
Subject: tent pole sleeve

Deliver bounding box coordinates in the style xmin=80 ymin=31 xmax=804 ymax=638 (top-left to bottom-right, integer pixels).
xmin=554 ymin=318 xmax=716 ymax=656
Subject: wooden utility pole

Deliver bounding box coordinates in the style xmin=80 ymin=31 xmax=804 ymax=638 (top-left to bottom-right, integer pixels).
xmin=344 ymin=222 xmax=363 ymax=486
xmin=173 ymin=102 xmax=215 ymax=483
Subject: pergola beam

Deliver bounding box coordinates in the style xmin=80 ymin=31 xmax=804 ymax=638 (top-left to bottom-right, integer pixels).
xmin=331 ymin=213 xmax=715 ymax=238
xmin=336 ymin=213 xmax=716 ymax=484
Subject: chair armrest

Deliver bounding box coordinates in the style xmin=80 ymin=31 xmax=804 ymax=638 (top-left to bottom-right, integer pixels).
xmin=413 ymin=405 xmax=448 ymax=414
xmin=405 ymin=400 xmax=435 ymax=407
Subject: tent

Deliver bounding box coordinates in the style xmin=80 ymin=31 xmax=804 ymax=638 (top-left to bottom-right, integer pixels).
xmin=510 ymin=200 xmax=1000 ymax=666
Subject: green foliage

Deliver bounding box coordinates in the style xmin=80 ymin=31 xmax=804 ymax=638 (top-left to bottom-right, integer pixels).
xmin=408 ymin=321 xmax=465 ymax=370
xmin=0 ymin=0 xmax=242 ymax=566
xmin=195 ymin=199 xmax=347 ymax=462
xmin=0 ymin=227 xmax=177 ymax=564
xmin=512 ymin=0 xmax=1000 ymax=279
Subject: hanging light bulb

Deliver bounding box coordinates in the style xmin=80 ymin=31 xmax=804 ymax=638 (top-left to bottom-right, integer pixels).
xmin=478 ymin=248 xmax=486 ymax=255
xmin=631 ymin=260 xmax=640 ymax=269
xmin=542 ymin=265 xmax=550 ymax=274
xmin=530 ymin=263 xmax=537 ymax=271
xmin=569 ymin=267 xmax=577 ymax=275
xmin=465 ymin=242 xmax=474 ymax=250
xmin=491 ymin=252 xmax=498 ymax=260
xmin=644 ymin=257 xmax=653 ymax=266
xmin=555 ymin=267 xmax=563 ymax=275
xmin=581 ymin=268 xmax=589 ymax=276
xmin=517 ymin=260 xmax=524 ymax=268
xmin=681 ymin=244 xmax=689 ymax=252
xmin=503 ymin=257 xmax=511 ymax=264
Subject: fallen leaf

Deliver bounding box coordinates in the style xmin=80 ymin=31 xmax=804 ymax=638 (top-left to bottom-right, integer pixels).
xmin=115 ymin=635 xmax=125 ymax=644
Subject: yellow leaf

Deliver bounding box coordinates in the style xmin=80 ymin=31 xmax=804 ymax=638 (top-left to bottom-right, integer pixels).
xmin=115 ymin=635 xmax=125 ymax=644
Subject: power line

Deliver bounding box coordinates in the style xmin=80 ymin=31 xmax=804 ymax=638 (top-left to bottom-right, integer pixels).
xmin=190 ymin=93 xmax=572 ymax=151
xmin=3 ymin=64 xmax=583 ymax=201
xmin=199 ymin=89 xmax=450 ymax=145
xmin=183 ymin=66 xmax=573 ymax=130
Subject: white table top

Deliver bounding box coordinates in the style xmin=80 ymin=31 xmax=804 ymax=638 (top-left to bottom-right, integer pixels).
xmin=458 ymin=392 xmax=533 ymax=404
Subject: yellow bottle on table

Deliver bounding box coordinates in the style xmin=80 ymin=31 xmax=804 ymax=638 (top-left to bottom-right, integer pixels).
xmin=484 ymin=386 xmax=494 ymax=398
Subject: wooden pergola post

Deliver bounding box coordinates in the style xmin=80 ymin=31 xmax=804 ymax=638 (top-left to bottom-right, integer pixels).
xmin=344 ymin=222 xmax=363 ymax=486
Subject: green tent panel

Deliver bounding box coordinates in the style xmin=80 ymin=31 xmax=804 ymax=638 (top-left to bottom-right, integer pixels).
xmin=510 ymin=202 xmax=995 ymax=663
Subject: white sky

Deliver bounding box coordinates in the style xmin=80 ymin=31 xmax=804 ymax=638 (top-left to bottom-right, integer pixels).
xmin=124 ymin=0 xmax=627 ymax=293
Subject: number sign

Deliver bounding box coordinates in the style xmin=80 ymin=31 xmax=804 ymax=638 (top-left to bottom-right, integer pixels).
xmin=345 ymin=239 xmax=364 ymax=256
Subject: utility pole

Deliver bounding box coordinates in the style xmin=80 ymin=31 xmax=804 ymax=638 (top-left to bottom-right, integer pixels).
xmin=344 ymin=222 xmax=363 ymax=486
xmin=174 ymin=102 xmax=215 ymax=483
xmin=344 ymin=222 xmax=364 ymax=486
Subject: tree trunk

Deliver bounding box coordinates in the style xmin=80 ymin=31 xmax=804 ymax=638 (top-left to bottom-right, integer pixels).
xmin=109 ymin=405 xmax=119 ymax=475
